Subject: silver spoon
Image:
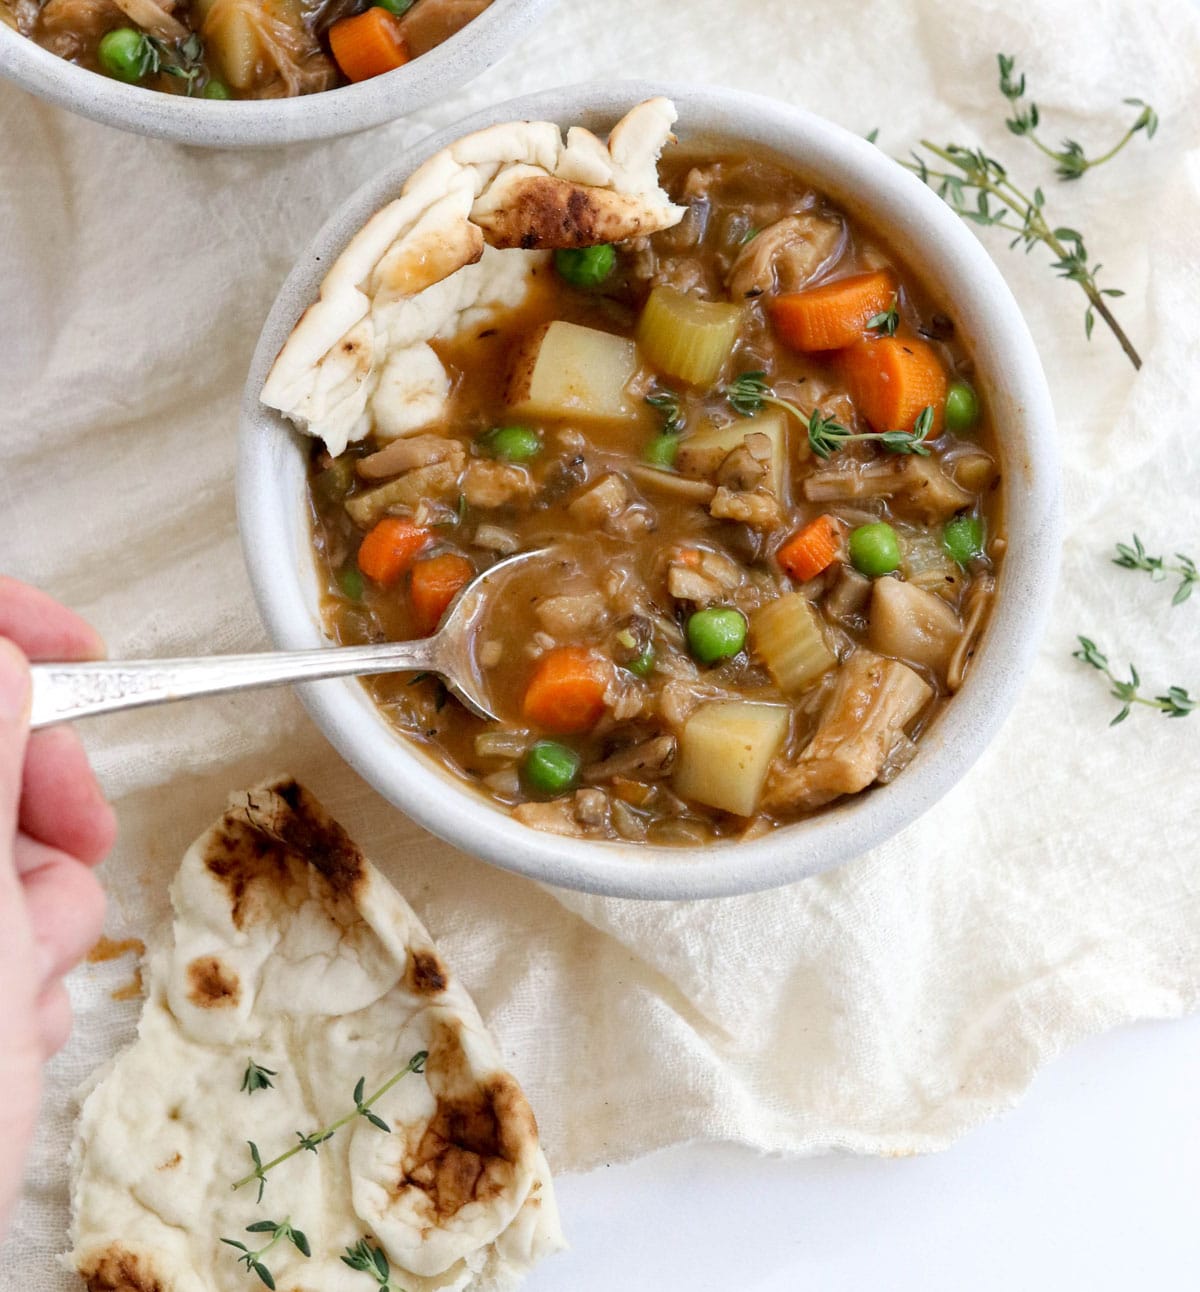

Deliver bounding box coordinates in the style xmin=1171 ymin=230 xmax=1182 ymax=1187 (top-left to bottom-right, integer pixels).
xmin=29 ymin=548 xmax=543 ymax=731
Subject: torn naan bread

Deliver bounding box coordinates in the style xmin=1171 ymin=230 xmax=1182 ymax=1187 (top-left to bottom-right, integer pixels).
xmin=70 ymin=779 xmax=563 ymax=1292
xmin=260 ymin=97 xmax=685 ymax=455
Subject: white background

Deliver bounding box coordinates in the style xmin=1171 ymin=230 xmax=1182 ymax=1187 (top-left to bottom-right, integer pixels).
xmin=527 ymin=1011 xmax=1200 ymax=1288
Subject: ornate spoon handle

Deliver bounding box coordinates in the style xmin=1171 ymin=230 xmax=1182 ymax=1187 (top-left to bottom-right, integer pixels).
xmin=29 ymin=640 xmax=439 ymax=730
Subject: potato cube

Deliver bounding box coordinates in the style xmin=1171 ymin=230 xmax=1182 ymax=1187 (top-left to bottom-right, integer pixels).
xmin=673 ymin=701 xmax=790 ymax=817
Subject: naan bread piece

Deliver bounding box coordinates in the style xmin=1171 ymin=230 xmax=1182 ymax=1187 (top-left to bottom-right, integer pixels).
xmin=260 ymin=97 xmax=685 ymax=455
xmin=70 ymin=779 xmax=563 ymax=1292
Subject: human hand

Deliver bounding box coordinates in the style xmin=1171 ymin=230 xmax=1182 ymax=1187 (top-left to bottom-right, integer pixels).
xmin=0 ymin=579 xmax=116 ymax=1238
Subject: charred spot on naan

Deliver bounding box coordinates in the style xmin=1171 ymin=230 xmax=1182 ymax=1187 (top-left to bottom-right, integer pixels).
xmin=407 ymin=947 xmax=449 ymax=995
xmin=203 ymin=777 xmax=367 ymax=928
xmin=391 ymin=1017 xmax=538 ymax=1222
xmin=186 ymin=955 xmax=241 ymax=1009
xmin=79 ymin=1245 xmax=166 ymax=1292
xmin=402 ymin=1073 xmax=536 ymax=1220
xmin=477 ymin=176 xmax=659 ymax=250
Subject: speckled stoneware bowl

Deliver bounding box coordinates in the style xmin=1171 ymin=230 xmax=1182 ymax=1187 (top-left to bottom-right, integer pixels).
xmin=0 ymin=0 xmax=551 ymax=147
xmin=238 ymin=81 xmax=1061 ymax=900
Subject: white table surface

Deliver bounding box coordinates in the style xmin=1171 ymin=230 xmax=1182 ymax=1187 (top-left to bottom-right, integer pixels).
xmin=525 ymin=1010 xmax=1200 ymax=1289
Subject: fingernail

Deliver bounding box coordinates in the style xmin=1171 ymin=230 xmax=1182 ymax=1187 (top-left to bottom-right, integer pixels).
xmin=0 ymin=639 xmax=31 ymax=722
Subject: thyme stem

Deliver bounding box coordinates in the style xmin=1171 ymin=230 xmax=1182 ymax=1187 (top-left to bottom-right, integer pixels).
xmin=232 ymin=1050 xmax=427 ymax=1196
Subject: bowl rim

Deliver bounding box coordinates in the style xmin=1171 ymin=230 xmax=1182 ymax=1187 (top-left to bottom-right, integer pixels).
xmin=0 ymin=0 xmax=551 ymax=148
xmin=238 ymin=79 xmax=1062 ymax=900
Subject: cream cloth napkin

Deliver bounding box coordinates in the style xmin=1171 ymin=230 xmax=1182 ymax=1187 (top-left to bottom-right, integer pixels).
xmin=3 ymin=0 xmax=1200 ymax=1282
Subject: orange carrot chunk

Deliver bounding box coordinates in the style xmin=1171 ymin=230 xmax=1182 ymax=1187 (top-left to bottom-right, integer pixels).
xmin=777 ymin=515 xmax=842 ymax=582
xmin=329 ymin=8 xmax=409 ymax=83
xmin=410 ymin=552 xmax=473 ymax=636
xmin=523 ymin=647 xmax=610 ymax=734
xmin=840 ymin=334 xmax=948 ymax=434
xmin=770 ymin=271 xmax=897 ymax=353
xmin=356 ymin=518 xmax=431 ymax=586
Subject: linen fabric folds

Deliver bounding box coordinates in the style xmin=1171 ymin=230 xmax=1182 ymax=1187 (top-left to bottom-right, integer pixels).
xmin=3 ymin=0 xmax=1200 ymax=1286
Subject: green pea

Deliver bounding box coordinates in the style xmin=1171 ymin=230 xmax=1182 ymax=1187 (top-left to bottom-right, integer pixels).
xmin=482 ymin=425 xmax=541 ymax=462
xmin=373 ymin=0 xmax=414 ymax=11
xmin=338 ymin=566 xmax=365 ymax=600
xmin=848 ymin=522 xmax=902 ymax=577
xmin=202 ymin=79 xmax=231 ymax=100
xmin=627 ymin=645 xmax=656 ymax=677
xmin=686 ymin=607 xmax=747 ymax=665
xmin=944 ymin=380 xmax=980 ymax=433
xmin=554 ymin=244 xmax=617 ymax=289
xmin=643 ymin=433 xmax=679 ymax=469
xmin=98 ymin=28 xmax=149 ymax=83
xmin=942 ymin=515 xmax=985 ymax=565
xmin=521 ymin=740 xmax=581 ymax=797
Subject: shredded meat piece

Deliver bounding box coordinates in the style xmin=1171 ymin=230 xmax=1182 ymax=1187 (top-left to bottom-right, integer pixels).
xmin=763 ymin=651 xmax=933 ymax=811
xmin=513 ymin=788 xmax=610 ymax=838
xmin=535 ymin=591 xmax=608 ymax=637
xmin=667 ymin=565 xmax=722 ymax=606
xmin=709 ymin=487 xmax=784 ymax=529
xmin=463 ymin=460 xmax=534 ymax=508
xmin=803 ymin=456 xmax=972 ymax=523
xmin=357 ymin=436 xmax=464 ymax=481
xmin=568 ymin=474 xmax=654 ymax=539
xmin=726 ymin=214 xmax=845 ymax=300
xmin=33 ymin=0 xmax=123 ymax=56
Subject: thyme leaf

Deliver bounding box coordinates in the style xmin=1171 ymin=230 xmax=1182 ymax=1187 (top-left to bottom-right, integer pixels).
xmin=645 ymin=388 xmax=686 ymax=435
xmin=241 ymin=1060 xmax=277 ymax=1096
xmin=866 ymin=295 xmax=900 ymax=336
xmin=1112 ymin=535 xmax=1198 ymax=606
xmin=342 ymin=1237 xmax=402 ymax=1292
xmin=1073 ymin=636 xmax=1195 ymax=725
xmin=232 ymin=1051 xmax=428 ymax=1197
xmin=220 ymin=1217 xmax=310 ymax=1288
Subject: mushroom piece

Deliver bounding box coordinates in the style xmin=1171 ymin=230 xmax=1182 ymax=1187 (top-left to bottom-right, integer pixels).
xmin=726 ymin=214 xmax=845 ymax=300
xmin=867 ymin=576 xmax=963 ymax=684
xmin=628 ymin=465 xmax=717 ymax=505
xmin=803 ymin=456 xmax=973 ymax=524
xmin=584 ymin=735 xmax=677 ymax=784
xmin=357 ymin=435 xmax=463 ymax=481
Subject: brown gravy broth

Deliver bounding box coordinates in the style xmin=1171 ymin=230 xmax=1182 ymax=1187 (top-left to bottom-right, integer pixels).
xmin=308 ymin=152 xmax=1004 ymax=844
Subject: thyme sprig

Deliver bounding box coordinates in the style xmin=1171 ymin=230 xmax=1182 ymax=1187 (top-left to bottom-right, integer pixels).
xmin=129 ymin=32 xmax=207 ymax=94
xmin=1072 ymin=637 xmax=1196 ymax=725
xmin=891 ymin=54 xmax=1155 ymax=369
xmin=342 ymin=1238 xmax=403 ymax=1292
xmin=645 ymin=388 xmax=685 ymax=434
xmin=724 ymin=372 xmax=932 ymax=459
xmin=1113 ymin=535 xmax=1198 ymax=606
xmin=998 ymin=54 xmax=1157 ymax=180
xmin=221 ymin=1218 xmax=310 ymax=1289
xmin=866 ymin=295 xmax=900 ymax=336
xmin=241 ymin=1060 xmax=277 ymax=1096
xmin=232 ymin=1050 xmax=428 ymax=1200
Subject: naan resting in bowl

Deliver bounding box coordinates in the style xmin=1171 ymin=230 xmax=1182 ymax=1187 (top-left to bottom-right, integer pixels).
xmin=70 ymin=778 xmax=562 ymax=1292
xmin=260 ymin=96 xmax=685 ymax=454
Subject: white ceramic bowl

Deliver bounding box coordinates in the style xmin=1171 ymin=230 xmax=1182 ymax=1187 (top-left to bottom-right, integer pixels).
xmin=0 ymin=0 xmax=550 ymax=148
xmin=238 ymin=81 xmax=1060 ymax=900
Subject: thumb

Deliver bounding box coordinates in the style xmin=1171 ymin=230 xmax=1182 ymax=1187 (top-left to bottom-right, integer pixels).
xmin=0 ymin=639 xmax=32 ymax=863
